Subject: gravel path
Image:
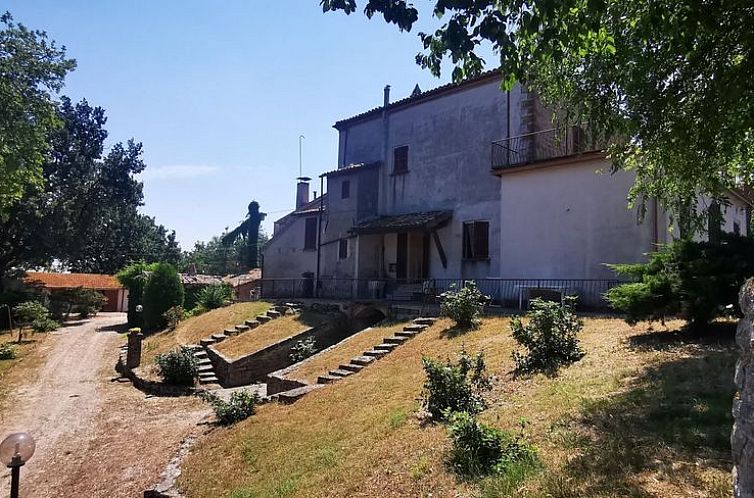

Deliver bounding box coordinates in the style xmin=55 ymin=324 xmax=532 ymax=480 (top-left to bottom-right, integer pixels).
xmin=0 ymin=313 xmax=209 ymax=497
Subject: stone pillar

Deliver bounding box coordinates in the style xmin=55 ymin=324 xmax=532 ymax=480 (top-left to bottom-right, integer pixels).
xmin=126 ymin=330 xmax=143 ymax=370
xmin=733 ymin=278 xmax=754 ymax=498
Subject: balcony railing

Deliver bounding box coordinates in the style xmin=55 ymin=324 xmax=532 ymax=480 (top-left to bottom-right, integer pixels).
xmin=492 ymin=127 xmax=606 ymax=171
xmin=256 ymin=277 xmax=622 ymax=310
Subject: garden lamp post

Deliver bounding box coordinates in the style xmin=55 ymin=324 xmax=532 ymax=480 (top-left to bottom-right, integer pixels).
xmin=0 ymin=432 xmax=35 ymax=498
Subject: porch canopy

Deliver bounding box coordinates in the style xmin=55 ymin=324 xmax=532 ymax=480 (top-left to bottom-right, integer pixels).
xmin=350 ymin=210 xmax=452 ymax=235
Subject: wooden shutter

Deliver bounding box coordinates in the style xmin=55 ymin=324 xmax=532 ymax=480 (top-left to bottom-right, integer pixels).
xmin=393 ymin=146 xmax=408 ymax=174
xmin=304 ymin=217 xmax=317 ymax=250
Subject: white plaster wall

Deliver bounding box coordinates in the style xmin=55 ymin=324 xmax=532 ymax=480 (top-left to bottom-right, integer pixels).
xmin=262 ymin=215 xmax=319 ymax=279
xmin=499 ymin=158 xmax=654 ymax=279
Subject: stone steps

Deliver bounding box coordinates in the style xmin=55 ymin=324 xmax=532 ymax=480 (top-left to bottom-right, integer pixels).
xmin=245 ymin=319 xmax=260 ymax=328
xmin=317 ymin=374 xmax=341 ymax=384
xmin=384 ymin=335 xmax=408 ymax=345
xmin=373 ymin=343 xmax=398 ymax=352
xmin=329 ymin=368 xmax=353 ymax=378
xmin=339 ymin=363 xmax=364 ymax=373
xmin=363 ymin=349 xmax=389 ymax=358
xmin=211 ymin=333 xmax=228 ymax=342
xmin=235 ymin=324 xmax=250 ymax=332
xmin=275 ymin=384 xmax=323 ymax=404
xmin=413 ymin=317 xmax=437 ymax=326
xmin=350 ymin=355 xmax=376 ymax=367
xmin=199 ymin=337 xmax=216 ymax=347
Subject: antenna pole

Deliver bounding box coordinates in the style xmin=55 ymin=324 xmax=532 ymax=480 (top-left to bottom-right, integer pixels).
xmin=298 ymin=135 xmax=305 ymax=177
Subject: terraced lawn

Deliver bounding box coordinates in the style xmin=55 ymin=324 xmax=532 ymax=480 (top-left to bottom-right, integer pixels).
xmin=179 ymin=316 xmax=736 ymax=498
xmin=142 ymin=302 xmax=270 ymax=364
xmin=283 ymin=321 xmax=411 ymax=384
xmin=213 ymin=311 xmax=330 ymax=359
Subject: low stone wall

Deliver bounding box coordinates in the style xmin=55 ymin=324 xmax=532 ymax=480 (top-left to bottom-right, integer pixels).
xmin=208 ymin=314 xmax=349 ymax=387
xmin=116 ymin=355 xmax=195 ymax=397
xmin=734 ymin=278 xmax=754 ymax=498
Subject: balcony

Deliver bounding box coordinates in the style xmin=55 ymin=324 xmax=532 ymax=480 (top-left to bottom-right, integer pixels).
xmin=491 ymin=126 xmax=606 ymax=171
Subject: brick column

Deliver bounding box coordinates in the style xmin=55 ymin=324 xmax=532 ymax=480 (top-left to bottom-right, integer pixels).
xmin=733 ymin=278 xmax=754 ymax=498
xmin=126 ymin=330 xmax=143 ymax=370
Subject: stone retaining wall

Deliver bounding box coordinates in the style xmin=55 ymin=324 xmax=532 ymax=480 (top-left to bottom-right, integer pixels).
xmin=208 ymin=314 xmax=349 ymax=387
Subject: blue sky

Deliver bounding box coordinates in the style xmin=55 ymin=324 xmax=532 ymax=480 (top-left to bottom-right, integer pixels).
xmin=5 ymin=1 xmax=467 ymax=249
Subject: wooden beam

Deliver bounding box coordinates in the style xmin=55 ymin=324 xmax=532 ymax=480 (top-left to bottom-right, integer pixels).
xmin=432 ymin=230 xmax=448 ymax=269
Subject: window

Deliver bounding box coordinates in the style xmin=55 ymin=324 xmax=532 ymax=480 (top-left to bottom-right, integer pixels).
xmin=462 ymin=221 xmax=489 ymax=260
xmin=338 ymin=239 xmax=348 ymax=259
xmin=393 ymin=145 xmax=409 ymax=174
xmin=304 ymin=217 xmax=317 ymax=250
xmin=341 ymin=180 xmax=350 ymax=199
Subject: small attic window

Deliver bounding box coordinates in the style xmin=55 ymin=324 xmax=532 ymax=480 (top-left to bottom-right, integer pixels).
xmin=393 ymin=145 xmax=408 ymax=174
xmin=341 ymin=180 xmax=350 ymax=199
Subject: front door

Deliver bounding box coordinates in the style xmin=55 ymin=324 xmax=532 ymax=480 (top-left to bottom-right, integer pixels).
xmin=396 ymin=232 xmax=408 ymax=280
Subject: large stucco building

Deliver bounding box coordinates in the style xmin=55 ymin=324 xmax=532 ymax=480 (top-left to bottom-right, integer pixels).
xmin=263 ymin=71 xmax=751 ymax=306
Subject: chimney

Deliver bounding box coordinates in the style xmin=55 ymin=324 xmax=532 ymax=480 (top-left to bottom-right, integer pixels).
xmin=296 ymin=177 xmax=311 ymax=209
xmin=383 ymin=85 xmax=391 ymax=109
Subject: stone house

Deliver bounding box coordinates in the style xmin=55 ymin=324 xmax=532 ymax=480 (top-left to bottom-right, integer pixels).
xmin=263 ymin=71 xmax=751 ymax=305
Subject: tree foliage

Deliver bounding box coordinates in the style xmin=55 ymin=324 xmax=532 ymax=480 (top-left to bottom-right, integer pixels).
xmin=0 ymin=12 xmax=76 ymax=217
xmin=181 ymin=229 xmax=268 ymax=276
xmin=142 ymin=263 xmax=184 ymax=331
xmin=322 ymin=0 xmax=754 ymax=222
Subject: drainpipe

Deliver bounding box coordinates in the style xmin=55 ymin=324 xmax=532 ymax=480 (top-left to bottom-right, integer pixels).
xmin=315 ymin=174 xmax=324 ymax=297
xmin=382 ymin=85 xmax=390 ymax=211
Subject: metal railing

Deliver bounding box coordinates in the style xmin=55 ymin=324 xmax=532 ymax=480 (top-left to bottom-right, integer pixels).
xmin=258 ymin=277 xmax=622 ymax=310
xmin=491 ymin=127 xmax=606 ymax=170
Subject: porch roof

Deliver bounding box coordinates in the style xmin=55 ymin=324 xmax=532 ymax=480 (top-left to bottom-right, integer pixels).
xmin=350 ymin=210 xmax=452 ymax=235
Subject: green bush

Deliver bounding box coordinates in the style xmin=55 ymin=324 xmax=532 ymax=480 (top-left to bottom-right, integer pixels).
xmin=75 ymin=289 xmax=107 ymax=318
xmin=31 ymin=317 xmax=59 ymax=333
xmin=421 ymin=348 xmax=490 ymax=421
xmin=142 ymin=263 xmax=184 ymax=330
xmin=155 ymin=346 xmax=198 ymax=386
xmin=200 ymin=389 xmax=260 ymax=425
xmin=196 ymin=284 xmax=232 ymax=311
xmin=163 ymin=305 xmax=185 ymax=330
xmin=289 ymin=336 xmax=318 ymax=363
xmin=511 ymin=296 xmax=585 ymax=376
xmin=117 ymin=262 xmax=159 ymax=327
xmin=12 ymin=301 xmax=49 ymax=325
xmin=440 ymin=281 xmax=489 ymax=330
xmin=0 ymin=343 xmax=16 ymax=360
xmin=606 ymin=234 xmax=754 ymax=329
xmin=446 ymin=411 xmax=538 ymax=478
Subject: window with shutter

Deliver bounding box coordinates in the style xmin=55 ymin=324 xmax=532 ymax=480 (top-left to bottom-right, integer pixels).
xmin=341 ymin=180 xmax=350 ymax=199
xmin=393 ymin=145 xmax=409 ymax=174
xmin=338 ymin=239 xmax=348 ymax=259
xmin=304 ymin=217 xmax=317 ymax=250
xmin=462 ymin=221 xmax=490 ymax=260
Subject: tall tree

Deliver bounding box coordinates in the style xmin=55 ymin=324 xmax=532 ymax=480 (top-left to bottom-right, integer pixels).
xmin=0 ymin=12 xmax=76 ymax=218
xmin=222 ymin=201 xmax=267 ymax=269
xmin=182 ymin=228 xmax=268 ymax=275
xmin=322 ymin=0 xmax=754 ymax=224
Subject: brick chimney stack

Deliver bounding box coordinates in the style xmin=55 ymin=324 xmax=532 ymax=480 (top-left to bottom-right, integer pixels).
xmin=296 ymin=177 xmax=311 ymax=209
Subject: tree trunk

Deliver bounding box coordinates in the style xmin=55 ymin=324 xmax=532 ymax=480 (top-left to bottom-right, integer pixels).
xmin=733 ymin=278 xmax=754 ymax=497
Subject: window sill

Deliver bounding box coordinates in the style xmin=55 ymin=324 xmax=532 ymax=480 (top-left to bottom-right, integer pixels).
xmin=390 ymin=170 xmax=410 ymax=177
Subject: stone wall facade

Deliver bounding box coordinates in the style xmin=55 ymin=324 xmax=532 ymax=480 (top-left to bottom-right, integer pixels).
xmin=734 ymin=278 xmax=754 ymax=498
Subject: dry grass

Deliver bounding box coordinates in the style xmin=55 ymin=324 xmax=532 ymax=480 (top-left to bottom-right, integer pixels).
xmin=285 ymin=321 xmax=411 ymax=384
xmin=0 ymin=328 xmax=49 ymax=409
xmin=142 ymin=302 xmax=270 ymax=364
xmin=214 ymin=311 xmax=330 ymax=359
xmin=179 ymin=316 xmax=736 ymax=498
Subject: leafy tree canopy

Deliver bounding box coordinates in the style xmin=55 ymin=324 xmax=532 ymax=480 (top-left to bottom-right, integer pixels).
xmin=322 ymin=0 xmax=754 ymax=223
xmin=0 ymin=12 xmax=76 ymax=217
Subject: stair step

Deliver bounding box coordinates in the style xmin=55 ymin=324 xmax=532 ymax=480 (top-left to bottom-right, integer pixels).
xmin=413 ymin=317 xmax=437 ymax=326
xmin=267 ymin=310 xmax=282 ymax=318
xmin=317 ymin=374 xmax=341 ymax=384
xmin=373 ymin=343 xmax=397 ymax=352
xmin=211 ymin=333 xmax=228 ymax=342
xmin=339 ymin=363 xmax=364 ymax=373
xmin=198 ymin=364 xmax=214 ymax=373
xmin=245 ymin=319 xmax=260 ymax=328
xmin=198 ymin=375 xmax=219 ymax=384
xmin=224 ymin=328 xmax=238 ymax=336
xmin=197 ymin=357 xmax=211 ymax=365
xmin=193 ymin=351 xmax=208 ymax=358
xmin=329 ymin=369 xmax=353 ymax=377
xmin=363 ymin=349 xmax=388 ymax=358
xmin=277 ymin=384 xmax=324 ymax=404
xmin=403 ymin=324 xmax=428 ymax=332
xmin=257 ymin=315 xmax=271 ymax=323
xmin=351 ymin=356 xmax=376 ymax=367
xmin=199 ymin=338 xmax=216 ymax=347
xmin=384 ymin=336 xmax=409 ymax=344
xmin=235 ymin=324 xmax=250 ymax=332
xmin=395 ymin=331 xmax=417 ymax=338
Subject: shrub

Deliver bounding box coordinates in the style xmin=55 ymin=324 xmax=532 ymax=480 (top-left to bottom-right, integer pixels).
xmin=606 ymin=234 xmax=754 ymax=329
xmin=0 ymin=343 xmax=16 ymax=360
xmin=155 ymin=346 xmax=198 ymax=386
xmin=289 ymin=336 xmax=318 ymax=363
xmin=421 ymin=348 xmax=491 ymax=421
xmin=12 ymin=301 xmax=49 ymax=325
xmin=117 ymin=262 xmax=159 ymax=327
xmin=446 ymin=411 xmax=538 ymax=478
xmin=511 ymin=296 xmax=585 ymax=376
xmin=31 ymin=317 xmax=59 ymax=333
xmin=200 ymin=389 xmax=260 ymax=425
xmin=163 ymin=305 xmax=185 ymax=330
xmin=142 ymin=263 xmax=184 ymax=330
xmin=196 ymin=284 xmax=232 ymax=311
xmin=440 ymin=281 xmax=489 ymax=330
xmin=75 ymin=288 xmax=107 ymax=318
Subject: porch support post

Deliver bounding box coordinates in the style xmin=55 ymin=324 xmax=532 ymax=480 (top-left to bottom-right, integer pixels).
xmin=432 ymin=230 xmax=448 ymax=269
xmin=353 ymin=235 xmax=360 ymax=298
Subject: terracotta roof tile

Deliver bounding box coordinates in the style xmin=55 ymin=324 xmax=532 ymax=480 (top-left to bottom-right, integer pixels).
xmin=25 ymin=272 xmax=123 ymax=290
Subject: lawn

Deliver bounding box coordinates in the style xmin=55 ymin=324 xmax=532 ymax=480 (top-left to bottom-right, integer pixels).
xmin=179 ymin=316 xmax=736 ymax=498
xmin=142 ymin=302 xmax=271 ymax=364
xmin=0 ymin=328 xmax=48 ymax=410
xmin=213 ymin=311 xmax=330 ymax=359
xmin=283 ymin=321 xmax=411 ymax=384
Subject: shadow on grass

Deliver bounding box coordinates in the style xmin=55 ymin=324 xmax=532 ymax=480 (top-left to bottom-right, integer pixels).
xmin=543 ymin=344 xmax=736 ymax=497
xmin=628 ymin=321 xmax=736 ymax=352
xmin=439 ymin=325 xmax=478 ymax=339
xmin=294 ymin=310 xmax=330 ymax=329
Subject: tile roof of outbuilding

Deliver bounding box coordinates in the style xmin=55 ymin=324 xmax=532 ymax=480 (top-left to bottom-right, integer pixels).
xmin=24 ymin=272 xmax=123 ymax=290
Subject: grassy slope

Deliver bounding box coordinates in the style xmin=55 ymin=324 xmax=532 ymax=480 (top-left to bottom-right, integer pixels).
xmin=142 ymin=302 xmax=270 ymax=364
xmin=213 ymin=311 xmax=330 ymax=359
xmin=0 ymin=329 xmax=49 ymax=412
xmin=179 ymin=317 xmax=736 ymax=498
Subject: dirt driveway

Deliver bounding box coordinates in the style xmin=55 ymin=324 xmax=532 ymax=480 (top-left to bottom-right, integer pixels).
xmin=0 ymin=313 xmax=209 ymax=498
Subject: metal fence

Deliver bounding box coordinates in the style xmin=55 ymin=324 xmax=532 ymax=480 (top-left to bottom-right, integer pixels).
xmin=258 ymin=277 xmax=622 ymax=310
xmin=491 ymin=127 xmax=606 ymax=170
